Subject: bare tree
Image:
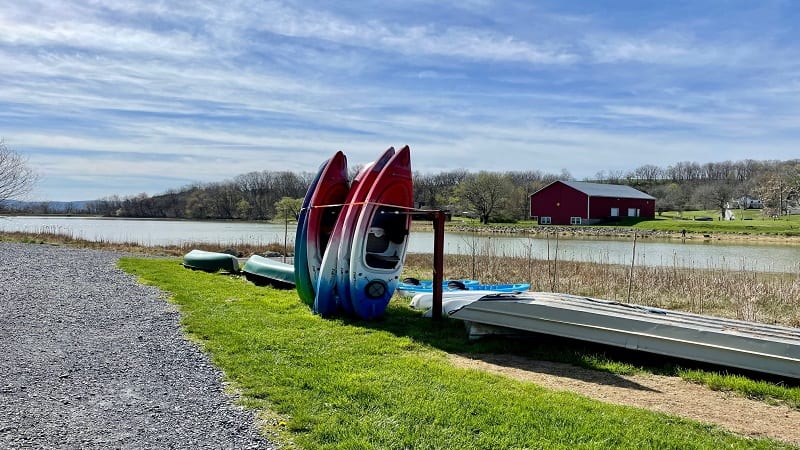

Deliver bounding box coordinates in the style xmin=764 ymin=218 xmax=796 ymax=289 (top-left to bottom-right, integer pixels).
xmin=753 ymin=162 xmax=800 ymax=215
xmin=605 ymin=169 xmax=626 ymax=184
xmin=457 ymin=172 xmax=512 ymax=224
xmin=413 ymin=172 xmax=438 ymax=209
xmin=632 ymin=164 xmax=663 ymax=182
xmin=0 ymin=140 xmax=39 ymax=202
xmin=692 ymin=181 xmax=734 ymax=218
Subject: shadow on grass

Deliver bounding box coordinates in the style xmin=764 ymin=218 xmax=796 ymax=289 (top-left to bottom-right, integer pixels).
xmin=344 ymin=299 xmax=800 ymax=390
xmin=336 ymin=301 xmax=663 ymax=389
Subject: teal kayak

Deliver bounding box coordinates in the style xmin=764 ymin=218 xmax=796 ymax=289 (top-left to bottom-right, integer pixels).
xmin=243 ymin=255 xmax=295 ymax=288
xmin=183 ymin=249 xmax=240 ymax=273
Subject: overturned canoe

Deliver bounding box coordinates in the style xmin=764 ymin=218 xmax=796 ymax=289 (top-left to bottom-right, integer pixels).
xmin=243 ymin=255 xmax=295 ymax=288
xmin=183 ymin=249 xmax=240 ymax=273
xmin=449 ymin=292 xmax=800 ymax=379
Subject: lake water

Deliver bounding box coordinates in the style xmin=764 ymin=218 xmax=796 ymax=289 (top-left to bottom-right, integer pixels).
xmin=2 ymin=216 xmax=799 ymax=273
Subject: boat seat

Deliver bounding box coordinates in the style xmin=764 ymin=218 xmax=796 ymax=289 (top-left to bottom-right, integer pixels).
xmin=366 ymin=253 xmax=400 ymax=270
xmin=383 ymin=216 xmax=408 ymax=243
xmin=366 ymin=228 xmax=391 ymax=253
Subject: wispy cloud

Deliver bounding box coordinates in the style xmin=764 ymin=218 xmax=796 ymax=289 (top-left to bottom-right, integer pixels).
xmin=1 ymin=1 xmax=800 ymax=200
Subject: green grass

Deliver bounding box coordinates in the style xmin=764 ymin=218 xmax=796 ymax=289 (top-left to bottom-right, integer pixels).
xmin=119 ymin=258 xmax=794 ymax=449
xmin=444 ymin=211 xmax=800 ymax=236
xmin=632 ymin=210 xmax=800 ymax=235
xmin=679 ymin=370 xmax=800 ymax=409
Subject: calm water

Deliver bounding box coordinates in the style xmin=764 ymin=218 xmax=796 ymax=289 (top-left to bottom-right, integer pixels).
xmin=2 ymin=216 xmax=799 ymax=273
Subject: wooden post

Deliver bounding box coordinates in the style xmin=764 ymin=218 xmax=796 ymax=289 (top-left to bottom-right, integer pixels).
xmin=411 ymin=209 xmax=447 ymax=321
xmin=431 ymin=211 xmax=445 ymax=321
xmin=627 ymin=232 xmax=637 ymax=303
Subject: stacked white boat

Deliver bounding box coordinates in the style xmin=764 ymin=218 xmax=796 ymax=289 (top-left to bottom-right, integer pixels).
xmin=427 ymin=291 xmax=800 ymax=379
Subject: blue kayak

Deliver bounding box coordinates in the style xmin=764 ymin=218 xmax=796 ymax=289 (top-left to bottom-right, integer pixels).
xmin=396 ymin=279 xmax=482 ymax=297
xmin=397 ymin=279 xmax=530 ymax=297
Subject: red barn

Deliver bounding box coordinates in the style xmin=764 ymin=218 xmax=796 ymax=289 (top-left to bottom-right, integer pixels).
xmin=529 ymin=180 xmax=655 ymax=225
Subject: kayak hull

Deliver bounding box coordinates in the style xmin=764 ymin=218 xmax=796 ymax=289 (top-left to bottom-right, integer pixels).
xmin=315 ymin=148 xmax=396 ymax=317
xmin=305 ymin=151 xmax=349 ymax=302
xmin=183 ymin=249 xmax=240 ymax=273
xmin=315 ymin=162 xmax=374 ymax=316
xmin=349 ymin=146 xmax=413 ymax=320
xmin=243 ymin=255 xmax=295 ymax=289
xmin=294 ymin=158 xmax=328 ymax=305
xmin=395 ymin=279 xmax=482 ymax=297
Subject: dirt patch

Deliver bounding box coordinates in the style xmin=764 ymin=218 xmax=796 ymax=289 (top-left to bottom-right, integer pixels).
xmin=449 ymin=353 xmax=800 ymax=446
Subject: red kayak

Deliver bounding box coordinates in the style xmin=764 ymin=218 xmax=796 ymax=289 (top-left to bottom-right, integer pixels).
xmin=295 ymin=151 xmax=349 ymax=305
xmin=315 ymin=147 xmax=395 ymax=316
xmin=348 ymin=145 xmax=413 ymax=320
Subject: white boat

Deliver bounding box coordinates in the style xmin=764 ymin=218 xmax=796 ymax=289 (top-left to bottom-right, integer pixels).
xmin=421 ymin=297 xmax=487 ymax=318
xmin=446 ymin=291 xmax=800 ymax=379
xmin=409 ymin=290 xmax=517 ymax=310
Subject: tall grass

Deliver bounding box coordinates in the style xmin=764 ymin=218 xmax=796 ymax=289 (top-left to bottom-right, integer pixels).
xmin=403 ymin=248 xmax=800 ymax=328
xmin=0 ymin=230 xmax=291 ymax=257
xmin=6 ymin=227 xmax=798 ymax=327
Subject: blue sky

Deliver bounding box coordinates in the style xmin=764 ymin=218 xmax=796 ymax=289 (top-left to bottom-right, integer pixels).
xmin=2 ymin=1 xmax=800 ymax=201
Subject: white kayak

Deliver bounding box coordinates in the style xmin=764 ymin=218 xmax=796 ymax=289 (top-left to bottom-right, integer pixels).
xmin=410 ymin=289 xmax=527 ymax=310
xmin=421 ymin=297 xmax=489 ymax=318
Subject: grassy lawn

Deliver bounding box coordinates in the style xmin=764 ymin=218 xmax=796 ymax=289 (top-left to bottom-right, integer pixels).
xmin=119 ymin=258 xmax=794 ymax=449
xmin=632 ymin=210 xmax=800 ymax=235
xmin=447 ymin=211 xmax=800 ymax=236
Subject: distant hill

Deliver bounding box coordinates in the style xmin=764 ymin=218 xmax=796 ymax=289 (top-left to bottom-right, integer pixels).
xmin=0 ymin=200 xmax=93 ymax=213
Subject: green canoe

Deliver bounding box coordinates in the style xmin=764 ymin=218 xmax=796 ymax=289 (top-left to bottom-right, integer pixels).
xmin=183 ymin=249 xmax=240 ymax=273
xmin=243 ymin=255 xmax=295 ymax=288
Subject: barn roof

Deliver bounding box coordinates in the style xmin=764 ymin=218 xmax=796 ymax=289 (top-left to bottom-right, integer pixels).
xmin=557 ymin=180 xmax=655 ymax=200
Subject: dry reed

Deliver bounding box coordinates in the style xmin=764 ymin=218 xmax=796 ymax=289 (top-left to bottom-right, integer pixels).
xmin=0 ymin=231 xmax=290 ymax=258
xmin=5 ymin=229 xmax=798 ymax=327
xmin=403 ymin=251 xmax=800 ymax=328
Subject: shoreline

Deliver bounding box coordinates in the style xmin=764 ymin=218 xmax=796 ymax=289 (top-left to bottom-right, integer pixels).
xmin=410 ymin=223 xmax=800 ymax=245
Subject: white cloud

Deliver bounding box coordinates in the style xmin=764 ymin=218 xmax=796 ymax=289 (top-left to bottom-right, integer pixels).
xmin=3 ymin=1 xmax=800 ymax=201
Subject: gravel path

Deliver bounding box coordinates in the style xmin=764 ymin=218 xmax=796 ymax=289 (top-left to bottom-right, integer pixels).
xmin=0 ymin=243 xmax=274 ymax=449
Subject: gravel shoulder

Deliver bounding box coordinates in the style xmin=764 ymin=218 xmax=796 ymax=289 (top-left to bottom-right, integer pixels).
xmin=0 ymin=243 xmax=273 ymax=449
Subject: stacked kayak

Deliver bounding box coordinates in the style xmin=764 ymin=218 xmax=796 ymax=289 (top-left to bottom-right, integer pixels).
xmin=315 ymin=148 xmax=395 ymax=317
xmin=348 ymin=147 xmax=414 ymax=320
xmin=182 ymin=249 xmax=240 ymax=273
xmin=295 ymin=151 xmax=350 ymax=306
xmin=298 ymin=146 xmax=414 ymax=320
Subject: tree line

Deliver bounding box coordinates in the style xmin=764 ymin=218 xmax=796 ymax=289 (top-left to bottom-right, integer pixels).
xmin=5 ymin=157 xmax=800 ymax=224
